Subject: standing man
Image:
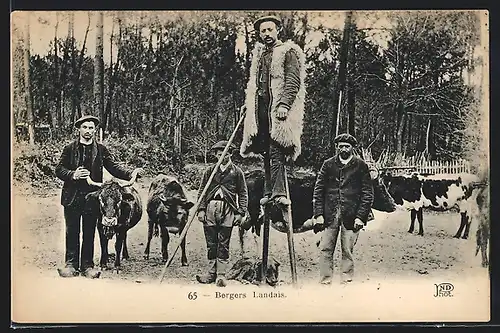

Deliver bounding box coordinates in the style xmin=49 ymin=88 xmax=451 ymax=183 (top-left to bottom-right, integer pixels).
xmin=312 ymin=134 xmax=374 ymax=284
xmin=240 ymin=15 xmax=306 ymax=216
xmin=196 ymin=140 xmax=248 ymax=287
xmin=55 ymin=115 xmax=142 ymax=278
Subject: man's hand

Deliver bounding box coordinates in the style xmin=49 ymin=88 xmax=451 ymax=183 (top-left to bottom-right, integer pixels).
xmin=313 ymin=215 xmax=325 ymax=233
xmin=233 ymin=214 xmax=243 ymax=226
xmin=198 ymin=211 xmax=206 ymax=223
xmin=132 ymin=167 xmax=144 ymax=178
xmin=73 ymin=166 xmax=90 ymax=180
xmin=276 ymin=106 xmax=288 ymax=120
xmin=240 ymin=105 xmax=247 ymax=117
xmin=354 ymin=218 xmax=364 ymax=232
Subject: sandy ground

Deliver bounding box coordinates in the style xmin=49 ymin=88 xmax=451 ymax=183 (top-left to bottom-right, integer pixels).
xmin=11 ymin=177 xmax=490 ymax=324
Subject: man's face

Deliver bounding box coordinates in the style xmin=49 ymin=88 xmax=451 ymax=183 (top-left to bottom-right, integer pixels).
xmin=215 ymin=149 xmax=230 ymax=164
xmin=337 ymin=142 xmax=353 ymax=159
xmin=79 ymin=121 xmax=96 ymax=140
xmin=259 ymin=21 xmax=279 ymax=46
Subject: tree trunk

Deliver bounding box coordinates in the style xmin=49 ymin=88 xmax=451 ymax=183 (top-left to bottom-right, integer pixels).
xmin=396 ymin=105 xmax=406 ymax=155
xmin=347 ymin=27 xmax=356 ymax=137
xmin=425 ymin=117 xmax=432 ymax=159
xmin=69 ymin=13 xmax=77 ymax=130
xmin=104 ymin=17 xmax=122 ymax=134
xmin=94 ymin=13 xmax=104 ymax=127
xmin=329 ymin=11 xmax=352 ymax=150
xmin=404 ymin=113 xmax=412 ymax=155
xmin=243 ymin=21 xmax=251 ymax=80
xmin=70 ymin=13 xmax=90 ymax=130
xmin=24 ymin=14 xmax=35 ymax=145
xmin=52 ymin=13 xmax=60 ymax=134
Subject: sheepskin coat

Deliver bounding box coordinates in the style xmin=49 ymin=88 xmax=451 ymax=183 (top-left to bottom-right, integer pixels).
xmin=240 ymin=40 xmax=306 ymax=161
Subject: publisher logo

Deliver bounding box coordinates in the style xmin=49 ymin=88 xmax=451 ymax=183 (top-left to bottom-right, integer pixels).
xmin=434 ymin=283 xmax=454 ymax=297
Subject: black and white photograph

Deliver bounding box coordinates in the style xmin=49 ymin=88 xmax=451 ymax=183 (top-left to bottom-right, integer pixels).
xmin=11 ymin=10 xmax=490 ymax=323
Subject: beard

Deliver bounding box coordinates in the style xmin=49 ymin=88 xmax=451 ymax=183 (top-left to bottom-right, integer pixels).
xmin=339 ymin=151 xmax=352 ymax=160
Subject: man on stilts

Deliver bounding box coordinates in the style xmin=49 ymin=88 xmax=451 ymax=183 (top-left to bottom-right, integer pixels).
xmin=240 ymin=15 xmax=307 ymax=221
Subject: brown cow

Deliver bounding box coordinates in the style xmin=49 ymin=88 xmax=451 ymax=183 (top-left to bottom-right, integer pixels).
xmin=84 ymin=175 xmax=142 ymax=272
xmin=143 ymin=174 xmax=194 ymax=265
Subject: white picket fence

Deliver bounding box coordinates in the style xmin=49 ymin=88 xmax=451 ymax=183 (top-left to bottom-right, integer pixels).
xmin=378 ymin=158 xmax=471 ymax=176
xmin=361 ymin=148 xmax=473 ymax=176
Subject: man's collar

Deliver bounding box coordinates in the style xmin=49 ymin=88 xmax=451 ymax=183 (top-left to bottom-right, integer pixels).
xmin=264 ymin=40 xmax=283 ymax=50
xmin=79 ymin=138 xmax=94 ymax=145
xmin=219 ymin=158 xmax=232 ymax=172
xmin=337 ymin=154 xmax=354 ymax=165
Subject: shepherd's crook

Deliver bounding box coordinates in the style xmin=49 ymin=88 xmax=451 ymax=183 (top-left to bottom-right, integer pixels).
xmin=159 ymin=110 xmax=246 ymax=283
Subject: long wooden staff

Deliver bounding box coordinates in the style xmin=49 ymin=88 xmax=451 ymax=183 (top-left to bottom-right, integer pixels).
xmin=159 ymin=111 xmax=246 ymax=283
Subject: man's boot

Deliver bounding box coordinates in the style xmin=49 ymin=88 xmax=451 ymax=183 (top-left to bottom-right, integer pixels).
xmin=216 ymin=259 xmax=229 ymax=287
xmin=196 ymin=259 xmax=217 ymax=284
xmin=57 ymin=265 xmax=79 ymax=278
xmin=273 ymin=196 xmax=291 ymax=231
xmin=81 ymin=267 xmax=101 ymax=279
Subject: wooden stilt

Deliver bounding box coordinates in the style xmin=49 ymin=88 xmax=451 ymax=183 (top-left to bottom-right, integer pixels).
xmin=284 ymin=167 xmax=298 ymax=286
xmin=261 ymin=148 xmax=271 ymax=284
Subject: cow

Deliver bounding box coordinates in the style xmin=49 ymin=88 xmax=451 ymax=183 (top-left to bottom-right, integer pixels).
xmin=143 ymin=174 xmax=195 ymax=265
xmin=379 ymin=170 xmax=483 ymax=238
xmin=474 ymin=184 xmax=489 ymax=267
xmin=84 ymin=174 xmax=142 ymax=272
xmin=239 ymin=168 xmax=396 ymax=248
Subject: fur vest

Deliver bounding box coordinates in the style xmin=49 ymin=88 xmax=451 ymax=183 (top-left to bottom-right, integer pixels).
xmin=240 ymin=40 xmax=307 ymax=161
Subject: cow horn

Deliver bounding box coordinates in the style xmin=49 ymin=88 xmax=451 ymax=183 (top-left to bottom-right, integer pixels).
xmin=119 ymin=170 xmax=138 ymax=187
xmin=86 ymin=177 xmax=103 ymax=187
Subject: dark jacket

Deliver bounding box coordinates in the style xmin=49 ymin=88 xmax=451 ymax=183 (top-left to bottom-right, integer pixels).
xmin=55 ymin=139 xmax=133 ymax=207
xmin=197 ymin=162 xmax=248 ymax=216
xmin=313 ymin=155 xmax=374 ymax=230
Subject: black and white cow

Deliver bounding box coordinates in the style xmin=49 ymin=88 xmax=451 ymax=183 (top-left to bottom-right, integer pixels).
xmin=379 ymin=171 xmax=483 ymax=238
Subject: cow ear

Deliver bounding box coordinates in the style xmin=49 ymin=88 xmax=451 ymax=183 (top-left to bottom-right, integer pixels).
xmin=184 ymin=201 xmax=195 ymax=210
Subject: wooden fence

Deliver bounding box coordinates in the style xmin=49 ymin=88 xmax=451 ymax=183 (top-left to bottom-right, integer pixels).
xmin=377 ymin=158 xmax=472 ymax=176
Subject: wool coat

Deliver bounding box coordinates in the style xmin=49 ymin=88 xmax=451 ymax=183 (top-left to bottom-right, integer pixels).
xmin=240 ymin=40 xmax=307 ymax=161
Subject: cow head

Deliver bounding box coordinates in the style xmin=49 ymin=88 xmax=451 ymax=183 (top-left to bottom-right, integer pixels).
xmin=85 ymin=175 xmax=137 ymax=239
xmin=155 ymin=180 xmax=194 ymax=232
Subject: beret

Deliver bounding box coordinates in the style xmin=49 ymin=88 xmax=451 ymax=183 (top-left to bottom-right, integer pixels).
xmin=211 ymin=140 xmax=236 ymax=151
xmin=333 ymin=133 xmax=358 ymax=146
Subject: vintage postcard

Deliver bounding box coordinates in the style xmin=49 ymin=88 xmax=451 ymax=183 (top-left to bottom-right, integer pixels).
xmin=11 ymin=10 xmax=490 ymax=324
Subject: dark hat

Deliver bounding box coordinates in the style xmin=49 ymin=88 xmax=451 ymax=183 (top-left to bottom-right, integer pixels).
xmin=75 ymin=115 xmax=100 ymax=128
xmin=210 ymin=140 xmax=236 ymax=152
xmin=334 ymin=133 xmax=358 ymax=146
xmin=253 ymin=15 xmax=282 ymax=31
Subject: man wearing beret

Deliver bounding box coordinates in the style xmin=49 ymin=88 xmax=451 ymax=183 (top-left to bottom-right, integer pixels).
xmin=55 ymin=115 xmax=143 ymax=278
xmin=239 ymin=15 xmax=307 ymax=217
xmin=312 ymin=133 xmax=374 ymax=284
xmin=196 ymin=140 xmax=249 ymax=287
